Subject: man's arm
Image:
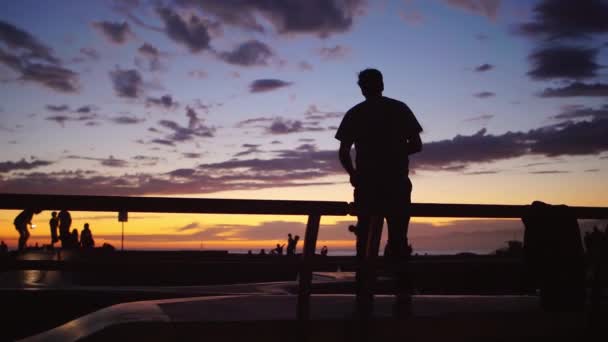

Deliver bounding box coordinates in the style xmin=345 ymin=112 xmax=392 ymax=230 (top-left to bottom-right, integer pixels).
xmin=338 ymin=141 xmax=358 ymax=186
xmin=406 ymin=133 xmax=422 ymax=155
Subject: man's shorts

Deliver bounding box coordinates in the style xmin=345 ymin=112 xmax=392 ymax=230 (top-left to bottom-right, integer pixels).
xmin=354 ymin=178 xmax=412 ymax=216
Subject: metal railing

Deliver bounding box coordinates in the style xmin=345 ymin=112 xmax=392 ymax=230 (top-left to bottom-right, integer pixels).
xmin=1 ymin=193 xmax=608 ymax=320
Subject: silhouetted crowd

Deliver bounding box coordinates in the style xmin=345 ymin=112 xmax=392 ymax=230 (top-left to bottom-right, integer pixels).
xmin=13 ymin=209 xmax=95 ymax=252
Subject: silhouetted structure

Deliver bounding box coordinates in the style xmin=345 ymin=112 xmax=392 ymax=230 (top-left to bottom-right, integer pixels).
xmin=522 ymin=201 xmax=585 ymax=311
xmin=58 ymin=209 xmax=72 ymax=248
xmin=13 ymin=208 xmax=42 ymax=251
xmin=49 ymin=211 xmax=59 ymax=245
xmin=335 ymin=68 xmax=423 ymax=317
xmin=286 ymin=233 xmax=300 ymax=256
xmin=80 ymin=223 xmax=95 ymax=249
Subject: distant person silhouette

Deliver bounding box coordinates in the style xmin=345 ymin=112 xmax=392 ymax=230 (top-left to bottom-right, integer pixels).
xmin=69 ymin=229 xmax=79 ymax=249
xmin=58 ymin=209 xmax=72 ymax=248
xmin=273 ymin=243 xmax=285 ymax=255
xmin=286 ymin=234 xmax=300 ymax=256
xmin=49 ymin=211 xmax=59 ymax=245
xmin=0 ymin=240 xmax=8 ymax=254
xmin=80 ymin=223 xmax=95 ymax=249
xmin=320 ymin=245 xmax=328 ymax=256
xmin=259 ymin=248 xmax=266 ymax=255
xmin=335 ymin=68 xmax=423 ymax=317
xmin=13 ymin=209 xmax=42 ymax=251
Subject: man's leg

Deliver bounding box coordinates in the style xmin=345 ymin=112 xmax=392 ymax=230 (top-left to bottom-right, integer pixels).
xmin=16 ymin=225 xmax=28 ymax=251
xmin=386 ymin=212 xmax=412 ymax=316
xmin=355 ymin=215 xmax=384 ymax=316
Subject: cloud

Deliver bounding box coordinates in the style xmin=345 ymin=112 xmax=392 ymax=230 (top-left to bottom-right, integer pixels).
xmin=45 ymin=112 xmax=97 ymax=126
xmin=234 ymin=144 xmax=262 ymax=157
xmin=150 ymin=138 xmax=175 ymax=146
xmin=237 ymin=116 xmax=324 ymax=135
xmin=218 ymin=40 xmax=273 ymax=66
xmin=4 ymin=108 xmax=607 ymax=196
xmin=135 ymin=42 xmax=166 ymax=71
xmin=175 ymin=222 xmax=201 ymax=232
xmin=529 ymin=170 xmax=568 ymax=174
xmin=188 ymin=70 xmax=208 ymax=78
xmin=146 ymin=94 xmax=178 ymax=109
xmin=517 ymin=1 xmax=607 ymax=84
xmin=0 ymin=158 xmax=52 ymax=173
xmin=67 ymin=155 xmax=129 ymax=168
xmin=138 ymin=42 xmax=159 ymax=57
xmin=443 ymin=0 xmax=501 ymax=20
xmin=413 ymin=113 xmax=608 ymax=170
xmin=0 ymin=20 xmax=58 ymax=64
xmin=132 ymin=155 xmax=161 ymax=166
xmin=109 ymin=115 xmax=145 ymax=125
xmin=22 ymin=62 xmax=79 ymax=92
xmin=474 ymin=63 xmax=494 ymax=72
xmin=463 ymin=114 xmax=493 ymax=122
xmin=552 ymin=104 xmax=608 ymax=120
xmin=526 ymin=117 xmax=608 ymax=157
xmin=298 ymin=61 xmax=313 ymax=71
xmin=318 ymin=45 xmax=350 ymax=60
xmin=101 ymin=156 xmax=129 ymax=167
xmin=175 ymin=0 xmax=365 ymax=37
xmin=152 ymin=106 xmax=215 ymax=144
xmin=109 ymin=68 xmax=143 ymax=98
xmin=538 ymin=82 xmax=608 ymax=97
xmin=518 ymin=0 xmax=608 ymax=39
xmin=156 ymin=7 xmax=211 ymax=52
xmin=79 ymin=47 xmax=100 ymax=61
xmin=249 ymin=79 xmax=292 ymax=93
xmin=527 ymin=46 xmax=600 ymax=80
xmin=92 ymin=21 xmax=132 ymax=44
xmin=412 ymin=128 xmax=526 ymax=171
xmin=46 ymin=104 xmax=69 ymax=112
xmin=182 ymin=152 xmax=202 ymax=158
xmin=473 ymin=91 xmax=495 ymax=98
xmin=76 ymin=105 xmax=94 ymax=113
xmin=304 ymin=105 xmax=343 ymax=120
xmin=235 ymin=117 xmax=274 ymax=128
xmin=267 ymin=118 xmax=306 ymax=134
xmin=0 ymin=47 xmax=79 ymax=93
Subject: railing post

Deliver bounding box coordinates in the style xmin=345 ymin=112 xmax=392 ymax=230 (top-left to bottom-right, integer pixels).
xmin=297 ymin=214 xmax=321 ymax=321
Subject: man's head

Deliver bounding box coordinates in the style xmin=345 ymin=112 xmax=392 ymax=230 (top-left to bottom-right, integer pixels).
xmin=357 ymin=68 xmax=383 ymax=98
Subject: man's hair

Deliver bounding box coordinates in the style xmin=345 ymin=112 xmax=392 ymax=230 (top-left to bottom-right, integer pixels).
xmin=357 ymin=68 xmax=383 ymax=92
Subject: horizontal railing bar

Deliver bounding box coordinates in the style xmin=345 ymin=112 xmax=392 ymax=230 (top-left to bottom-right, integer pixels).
xmin=0 ymin=193 xmax=607 ymax=219
xmin=0 ymin=193 xmax=349 ymax=216
xmin=408 ymin=203 xmax=608 ymax=219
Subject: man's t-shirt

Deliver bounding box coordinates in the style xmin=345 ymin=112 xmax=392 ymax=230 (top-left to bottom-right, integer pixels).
xmin=335 ymin=96 xmax=422 ymax=184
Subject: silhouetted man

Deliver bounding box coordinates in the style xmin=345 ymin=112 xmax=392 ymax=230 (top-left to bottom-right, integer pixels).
xmin=58 ymin=209 xmax=72 ymax=248
xmin=14 ymin=209 xmax=42 ymax=251
xmin=335 ymin=68 xmax=422 ymax=317
xmin=49 ymin=211 xmax=59 ymax=245
xmin=286 ymin=233 xmax=300 ymax=256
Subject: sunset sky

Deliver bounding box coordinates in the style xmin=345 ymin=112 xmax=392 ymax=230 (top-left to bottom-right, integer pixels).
xmin=1 ymin=0 xmax=607 ymax=253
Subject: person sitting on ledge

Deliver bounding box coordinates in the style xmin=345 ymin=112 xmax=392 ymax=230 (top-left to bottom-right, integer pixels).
xmin=80 ymin=223 xmax=95 ymax=249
